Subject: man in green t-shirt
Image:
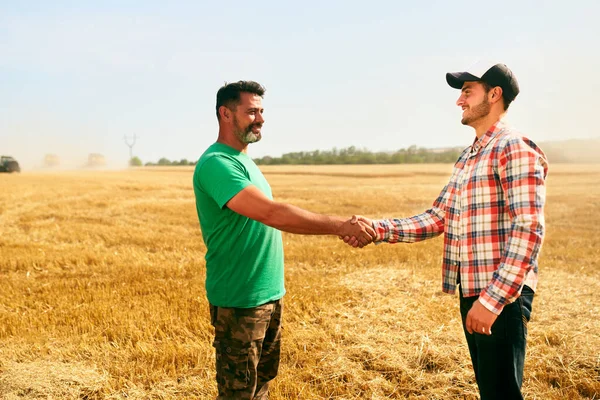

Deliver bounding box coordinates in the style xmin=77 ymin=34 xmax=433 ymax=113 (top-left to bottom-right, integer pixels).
xmin=193 ymin=81 xmax=374 ymax=399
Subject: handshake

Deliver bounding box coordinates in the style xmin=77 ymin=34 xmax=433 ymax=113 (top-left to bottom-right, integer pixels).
xmin=338 ymin=215 xmax=375 ymax=248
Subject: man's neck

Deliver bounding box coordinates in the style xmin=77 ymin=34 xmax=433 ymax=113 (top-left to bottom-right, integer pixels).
xmin=472 ymin=112 xmax=505 ymax=138
xmin=217 ymin=131 xmax=248 ymax=153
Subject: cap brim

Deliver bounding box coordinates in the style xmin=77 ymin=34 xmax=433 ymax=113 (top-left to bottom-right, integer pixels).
xmin=446 ymin=72 xmax=480 ymax=89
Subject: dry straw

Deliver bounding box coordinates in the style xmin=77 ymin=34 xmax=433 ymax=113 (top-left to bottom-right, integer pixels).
xmin=0 ymin=164 xmax=598 ymax=399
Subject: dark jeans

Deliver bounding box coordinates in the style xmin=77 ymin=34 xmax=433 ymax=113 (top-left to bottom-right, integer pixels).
xmin=209 ymin=298 xmax=283 ymax=400
xmin=460 ymin=286 xmax=534 ymax=400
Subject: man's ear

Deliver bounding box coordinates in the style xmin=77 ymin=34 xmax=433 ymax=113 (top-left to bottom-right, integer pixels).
xmin=218 ymin=106 xmax=231 ymax=121
xmin=490 ymin=86 xmax=503 ymax=104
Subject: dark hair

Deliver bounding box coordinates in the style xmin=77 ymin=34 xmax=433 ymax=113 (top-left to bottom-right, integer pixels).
xmin=216 ymin=81 xmax=266 ymax=120
xmin=480 ymin=81 xmax=512 ymax=111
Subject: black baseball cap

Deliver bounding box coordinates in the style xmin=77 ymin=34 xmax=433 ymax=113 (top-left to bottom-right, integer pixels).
xmin=446 ymin=61 xmax=520 ymax=102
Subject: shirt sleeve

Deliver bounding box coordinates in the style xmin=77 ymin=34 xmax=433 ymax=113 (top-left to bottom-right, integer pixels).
xmin=371 ymin=183 xmax=448 ymax=243
xmin=197 ymin=155 xmax=252 ymax=209
xmin=479 ymin=138 xmax=547 ymax=314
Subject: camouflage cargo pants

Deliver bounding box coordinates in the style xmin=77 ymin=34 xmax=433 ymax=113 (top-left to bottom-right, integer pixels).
xmin=209 ymin=298 xmax=283 ymax=400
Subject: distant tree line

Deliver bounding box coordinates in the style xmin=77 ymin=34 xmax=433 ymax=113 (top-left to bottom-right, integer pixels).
xmin=147 ymin=157 xmax=195 ymax=166
xmin=131 ymin=139 xmax=600 ymax=167
xmin=129 ymin=157 xmax=196 ymax=166
xmin=253 ymin=145 xmax=464 ymax=165
xmin=130 ymin=146 xmax=465 ymax=167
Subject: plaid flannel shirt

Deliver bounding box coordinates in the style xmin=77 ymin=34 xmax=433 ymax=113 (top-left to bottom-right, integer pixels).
xmin=372 ymin=121 xmax=548 ymax=315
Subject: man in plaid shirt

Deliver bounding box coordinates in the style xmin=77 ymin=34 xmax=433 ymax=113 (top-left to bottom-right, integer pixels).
xmin=345 ymin=62 xmax=548 ymax=400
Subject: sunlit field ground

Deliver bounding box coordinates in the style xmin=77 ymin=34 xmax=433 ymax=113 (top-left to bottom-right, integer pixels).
xmin=0 ymin=164 xmax=599 ymax=399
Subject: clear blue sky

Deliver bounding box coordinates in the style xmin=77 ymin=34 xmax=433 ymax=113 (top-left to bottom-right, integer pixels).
xmin=1 ymin=1 xmax=598 ymax=168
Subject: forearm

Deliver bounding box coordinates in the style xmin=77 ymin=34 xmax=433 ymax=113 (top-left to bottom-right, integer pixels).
xmin=226 ymin=185 xmax=371 ymax=239
xmin=261 ymin=202 xmax=345 ymax=235
xmin=373 ymin=180 xmax=450 ymax=243
xmin=479 ymin=215 xmax=544 ymax=314
xmin=373 ymin=207 xmax=445 ymax=243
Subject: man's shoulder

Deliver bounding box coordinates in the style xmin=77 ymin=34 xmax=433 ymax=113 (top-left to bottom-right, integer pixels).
xmin=495 ymin=125 xmax=542 ymax=151
xmin=196 ymin=146 xmax=239 ymax=171
xmin=193 ymin=149 xmax=240 ymax=189
xmin=494 ymin=124 xmax=548 ymax=164
xmin=496 ymin=123 xmax=524 ymax=142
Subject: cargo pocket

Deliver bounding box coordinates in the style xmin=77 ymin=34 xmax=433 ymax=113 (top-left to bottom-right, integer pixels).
xmin=213 ymin=339 xmax=251 ymax=391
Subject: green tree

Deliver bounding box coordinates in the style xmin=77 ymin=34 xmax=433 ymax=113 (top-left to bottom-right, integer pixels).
xmin=253 ymin=145 xmax=464 ymax=165
xmin=129 ymin=156 xmax=142 ymax=166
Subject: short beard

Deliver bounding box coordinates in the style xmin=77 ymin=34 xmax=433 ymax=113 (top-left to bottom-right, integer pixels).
xmin=233 ymin=116 xmax=262 ymax=144
xmin=234 ymin=126 xmax=262 ymax=144
xmin=461 ymin=96 xmax=491 ymax=126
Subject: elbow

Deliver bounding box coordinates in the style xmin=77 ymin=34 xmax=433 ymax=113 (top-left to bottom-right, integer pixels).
xmin=511 ymin=214 xmax=545 ymax=242
xmin=255 ymin=202 xmax=281 ymax=228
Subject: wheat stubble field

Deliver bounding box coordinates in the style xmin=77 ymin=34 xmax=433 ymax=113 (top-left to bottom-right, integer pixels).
xmin=0 ymin=164 xmax=598 ymax=399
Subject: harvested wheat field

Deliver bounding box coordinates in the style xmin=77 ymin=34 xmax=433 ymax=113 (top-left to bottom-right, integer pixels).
xmin=0 ymin=164 xmax=599 ymax=399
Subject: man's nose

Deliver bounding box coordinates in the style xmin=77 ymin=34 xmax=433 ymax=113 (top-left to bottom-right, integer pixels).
xmin=456 ymin=95 xmax=465 ymax=107
xmin=256 ymin=112 xmax=265 ymax=123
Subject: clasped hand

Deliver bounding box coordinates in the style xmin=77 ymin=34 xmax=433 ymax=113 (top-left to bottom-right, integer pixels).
xmin=338 ymin=215 xmax=375 ymax=248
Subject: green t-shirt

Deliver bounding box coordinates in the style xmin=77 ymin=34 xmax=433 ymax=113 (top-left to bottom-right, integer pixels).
xmin=193 ymin=142 xmax=285 ymax=308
